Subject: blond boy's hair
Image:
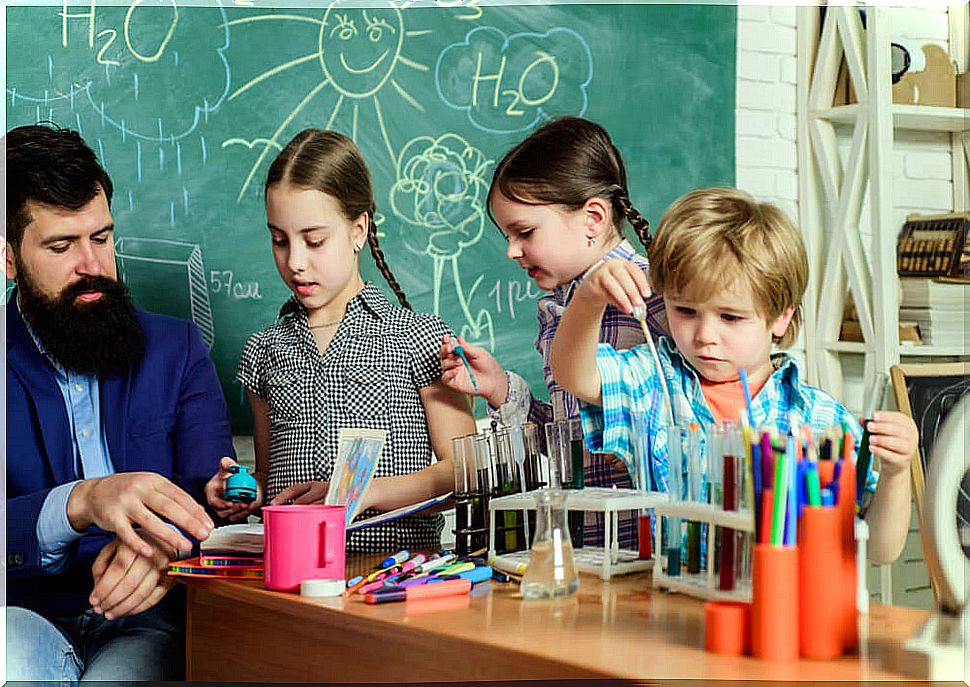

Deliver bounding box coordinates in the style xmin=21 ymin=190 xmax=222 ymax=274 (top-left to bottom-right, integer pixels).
xmin=648 ymin=188 xmax=808 ymax=349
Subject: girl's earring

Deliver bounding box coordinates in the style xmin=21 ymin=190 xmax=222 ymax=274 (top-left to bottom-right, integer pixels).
xmin=354 ymin=243 xmax=362 ymax=253
xmin=587 ymin=237 xmax=596 ymax=247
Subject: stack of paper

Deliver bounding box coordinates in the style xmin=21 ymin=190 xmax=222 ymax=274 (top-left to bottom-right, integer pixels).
xmin=899 ymin=278 xmax=969 ymax=346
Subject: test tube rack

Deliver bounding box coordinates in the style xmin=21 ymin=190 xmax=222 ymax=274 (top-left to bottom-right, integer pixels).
xmin=488 ymin=487 xmax=667 ymax=580
xmin=652 ymin=500 xmax=755 ymax=602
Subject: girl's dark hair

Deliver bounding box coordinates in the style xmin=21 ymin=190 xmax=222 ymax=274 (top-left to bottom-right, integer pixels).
xmin=487 ymin=116 xmax=650 ymax=250
xmin=266 ymin=129 xmax=411 ymax=309
xmin=6 ymin=124 xmax=114 ymax=249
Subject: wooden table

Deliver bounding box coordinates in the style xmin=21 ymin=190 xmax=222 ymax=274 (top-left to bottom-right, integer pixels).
xmin=183 ymin=562 xmax=928 ymax=682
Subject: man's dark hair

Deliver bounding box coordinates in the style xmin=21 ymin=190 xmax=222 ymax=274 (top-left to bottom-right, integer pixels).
xmin=6 ymin=124 xmax=113 ymax=249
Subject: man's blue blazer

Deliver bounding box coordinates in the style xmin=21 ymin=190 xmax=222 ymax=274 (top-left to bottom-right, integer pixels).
xmin=7 ymin=295 xmax=235 ymax=618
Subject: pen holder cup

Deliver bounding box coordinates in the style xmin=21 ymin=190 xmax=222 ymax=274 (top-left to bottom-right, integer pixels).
xmin=798 ymin=507 xmax=842 ymax=659
xmin=837 ymin=458 xmax=858 ymax=652
xmin=263 ymin=505 xmax=346 ymax=592
xmin=752 ymin=544 xmax=798 ymax=661
xmin=704 ymin=601 xmax=751 ymax=655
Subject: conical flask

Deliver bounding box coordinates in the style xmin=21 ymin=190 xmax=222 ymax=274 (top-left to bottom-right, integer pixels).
xmin=520 ymin=489 xmax=579 ymax=600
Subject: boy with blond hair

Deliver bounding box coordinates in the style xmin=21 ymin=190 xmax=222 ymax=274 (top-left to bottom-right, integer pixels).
xmin=550 ymin=188 xmax=917 ymax=563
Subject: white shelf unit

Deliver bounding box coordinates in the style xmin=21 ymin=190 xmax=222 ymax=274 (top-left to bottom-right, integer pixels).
xmin=797 ymin=5 xmax=970 ymax=400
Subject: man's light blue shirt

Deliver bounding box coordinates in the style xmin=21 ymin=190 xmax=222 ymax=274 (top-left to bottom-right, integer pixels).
xmin=21 ymin=302 xmax=115 ymax=570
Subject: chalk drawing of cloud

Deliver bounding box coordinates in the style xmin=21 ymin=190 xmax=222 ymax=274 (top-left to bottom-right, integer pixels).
xmin=435 ymin=26 xmax=592 ymax=134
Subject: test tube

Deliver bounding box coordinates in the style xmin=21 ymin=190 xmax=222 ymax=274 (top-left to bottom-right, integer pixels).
xmin=667 ymin=425 xmax=684 ymax=577
xmin=521 ymin=422 xmax=543 ymax=491
xmin=494 ymin=427 xmax=516 ymax=495
xmin=494 ymin=427 xmax=521 ymax=552
xmin=564 ymin=418 xmax=586 ymax=491
xmin=719 ymin=424 xmax=739 ymax=591
xmin=472 ymin=432 xmax=495 ymax=553
xmin=452 ymin=433 xmax=477 ymax=556
xmin=685 ymin=424 xmax=702 ymax=574
xmin=543 ymin=421 xmax=565 ymax=490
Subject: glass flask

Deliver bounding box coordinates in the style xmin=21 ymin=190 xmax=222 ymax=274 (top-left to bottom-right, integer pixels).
xmin=520 ymin=489 xmax=579 ymax=600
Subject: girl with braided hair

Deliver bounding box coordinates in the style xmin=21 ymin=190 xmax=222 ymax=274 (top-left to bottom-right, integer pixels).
xmin=439 ymin=116 xmax=665 ymax=548
xmin=233 ymin=129 xmax=475 ymax=552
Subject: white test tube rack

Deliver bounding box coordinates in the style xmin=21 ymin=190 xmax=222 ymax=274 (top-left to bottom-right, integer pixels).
xmin=488 ymin=487 xmax=667 ymax=580
xmin=651 ymin=500 xmax=755 ymax=602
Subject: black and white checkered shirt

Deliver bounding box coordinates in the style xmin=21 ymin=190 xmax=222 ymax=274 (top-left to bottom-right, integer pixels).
xmin=237 ymin=283 xmax=451 ymax=552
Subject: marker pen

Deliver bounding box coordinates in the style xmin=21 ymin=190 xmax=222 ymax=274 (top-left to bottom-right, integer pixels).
xmin=364 ymin=578 xmax=472 ymax=604
xmin=431 ymin=565 xmax=493 ymax=584
xmin=380 ymin=550 xmax=410 ymax=568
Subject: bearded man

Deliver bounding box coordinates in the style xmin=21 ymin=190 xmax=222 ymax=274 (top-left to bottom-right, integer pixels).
xmin=5 ymin=124 xmax=235 ymax=680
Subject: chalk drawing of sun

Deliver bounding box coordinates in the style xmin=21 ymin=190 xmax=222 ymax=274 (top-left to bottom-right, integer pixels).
xmin=224 ymin=2 xmax=431 ymax=201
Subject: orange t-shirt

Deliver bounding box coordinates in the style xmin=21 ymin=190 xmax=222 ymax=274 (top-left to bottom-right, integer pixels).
xmin=699 ymin=377 xmax=766 ymax=423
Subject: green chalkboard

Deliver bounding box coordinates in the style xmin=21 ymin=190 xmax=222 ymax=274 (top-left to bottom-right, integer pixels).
xmin=6 ymin=1 xmax=736 ymax=432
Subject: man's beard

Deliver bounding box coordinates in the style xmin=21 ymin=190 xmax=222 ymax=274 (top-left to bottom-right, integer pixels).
xmin=17 ymin=268 xmax=144 ymax=376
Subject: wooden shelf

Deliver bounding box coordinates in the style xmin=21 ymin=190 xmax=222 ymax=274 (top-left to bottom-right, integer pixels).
xmin=814 ymin=104 xmax=969 ymax=133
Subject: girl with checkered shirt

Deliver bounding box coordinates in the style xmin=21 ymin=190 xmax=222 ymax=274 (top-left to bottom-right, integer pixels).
xmin=550 ymin=187 xmax=919 ymax=565
xmin=437 ymin=117 xmax=665 ymax=548
xmin=208 ymin=129 xmax=476 ymax=552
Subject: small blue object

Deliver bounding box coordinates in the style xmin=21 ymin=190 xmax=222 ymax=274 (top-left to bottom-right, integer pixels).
xmin=347 ymin=575 xmax=363 ymax=588
xmin=380 ymin=550 xmax=410 ymax=568
xmin=820 ymin=488 xmax=835 ymax=507
xmin=225 ymin=465 xmax=258 ymax=504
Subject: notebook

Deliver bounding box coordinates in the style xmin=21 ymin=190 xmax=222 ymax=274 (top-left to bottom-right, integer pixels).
xmin=200 ymin=493 xmax=453 ymax=556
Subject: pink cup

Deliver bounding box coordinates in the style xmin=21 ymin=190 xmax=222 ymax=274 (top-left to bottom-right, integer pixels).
xmin=262 ymin=505 xmax=346 ymax=592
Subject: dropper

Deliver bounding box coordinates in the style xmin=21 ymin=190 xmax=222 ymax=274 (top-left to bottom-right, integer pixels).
xmin=450 ymin=335 xmax=478 ymax=393
xmin=631 ymin=304 xmax=674 ymax=426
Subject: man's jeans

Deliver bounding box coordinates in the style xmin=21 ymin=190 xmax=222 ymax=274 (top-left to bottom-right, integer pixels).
xmin=6 ymin=604 xmax=183 ymax=682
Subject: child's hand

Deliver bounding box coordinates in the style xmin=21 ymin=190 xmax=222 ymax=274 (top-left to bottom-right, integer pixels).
xmin=575 ymin=259 xmax=653 ymax=315
xmin=205 ymin=457 xmax=263 ymax=522
xmin=439 ymin=334 xmax=507 ymax=406
xmin=866 ymin=410 xmax=918 ymax=476
xmin=271 ymin=480 xmax=329 ymax=505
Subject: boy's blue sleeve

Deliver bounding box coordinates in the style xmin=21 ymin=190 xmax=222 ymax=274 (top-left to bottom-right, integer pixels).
xmin=579 ymin=343 xmax=660 ymax=472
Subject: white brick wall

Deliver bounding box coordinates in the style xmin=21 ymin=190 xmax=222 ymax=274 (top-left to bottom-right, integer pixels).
xmin=735 ymin=5 xmax=799 ymax=222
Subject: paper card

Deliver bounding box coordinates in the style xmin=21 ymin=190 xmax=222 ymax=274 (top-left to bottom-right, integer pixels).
xmin=325 ymin=428 xmax=387 ymax=525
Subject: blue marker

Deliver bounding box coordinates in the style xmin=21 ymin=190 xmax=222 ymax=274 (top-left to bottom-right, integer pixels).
xmin=430 ymin=565 xmax=494 ymax=585
xmin=451 ymin=336 xmax=478 ymax=393
xmin=380 ymin=550 xmax=410 ymax=569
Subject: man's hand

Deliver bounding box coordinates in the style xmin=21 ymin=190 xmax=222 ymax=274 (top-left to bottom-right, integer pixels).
xmin=67 ymin=472 xmax=213 ymax=558
xmin=270 ymin=480 xmax=330 ymax=505
xmin=89 ymin=530 xmax=176 ymax=620
xmin=205 ymin=457 xmax=263 ymax=522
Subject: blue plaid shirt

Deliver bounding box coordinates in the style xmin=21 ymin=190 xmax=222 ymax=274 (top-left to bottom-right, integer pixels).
xmin=579 ymin=337 xmax=875 ymax=497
